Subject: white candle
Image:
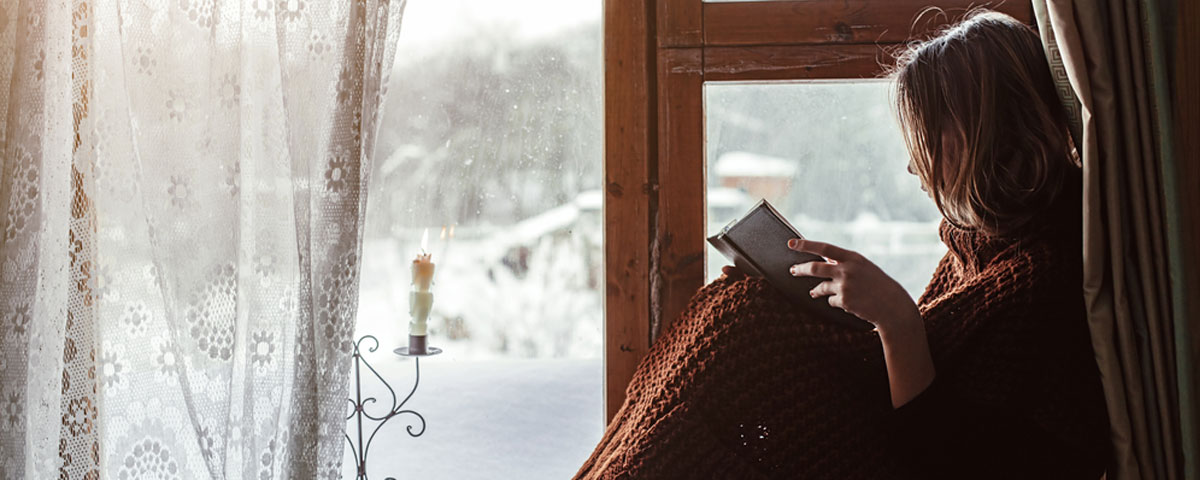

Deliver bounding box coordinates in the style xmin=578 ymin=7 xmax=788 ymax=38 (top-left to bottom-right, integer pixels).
xmin=409 ymin=229 xmax=435 ymax=339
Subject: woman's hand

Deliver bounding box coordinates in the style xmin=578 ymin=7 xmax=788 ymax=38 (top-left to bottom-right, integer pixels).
xmin=787 ymin=238 xmax=935 ymax=408
xmin=786 ymin=238 xmax=920 ymax=334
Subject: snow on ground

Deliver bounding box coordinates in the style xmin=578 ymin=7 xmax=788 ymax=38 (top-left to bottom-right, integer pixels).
xmin=342 ymin=354 xmax=603 ymax=480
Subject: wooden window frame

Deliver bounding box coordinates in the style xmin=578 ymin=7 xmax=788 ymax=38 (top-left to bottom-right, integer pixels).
xmin=603 ymin=0 xmax=1034 ymax=421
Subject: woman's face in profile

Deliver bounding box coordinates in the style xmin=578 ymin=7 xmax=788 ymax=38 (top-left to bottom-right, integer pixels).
xmin=909 ymin=130 xmax=962 ymax=197
xmin=907 ymin=160 xmax=928 ymax=194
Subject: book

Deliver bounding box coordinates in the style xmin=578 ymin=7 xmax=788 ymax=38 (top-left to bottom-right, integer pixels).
xmin=707 ymin=199 xmax=873 ymax=331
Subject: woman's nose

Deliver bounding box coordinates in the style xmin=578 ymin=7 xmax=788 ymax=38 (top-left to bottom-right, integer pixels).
xmin=907 ymin=163 xmax=916 ymax=175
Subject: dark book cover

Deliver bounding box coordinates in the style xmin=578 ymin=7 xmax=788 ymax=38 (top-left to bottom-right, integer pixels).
xmin=707 ymin=199 xmax=873 ymax=331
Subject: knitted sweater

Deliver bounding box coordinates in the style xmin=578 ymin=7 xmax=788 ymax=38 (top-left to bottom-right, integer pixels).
xmin=574 ymin=181 xmax=1109 ymax=479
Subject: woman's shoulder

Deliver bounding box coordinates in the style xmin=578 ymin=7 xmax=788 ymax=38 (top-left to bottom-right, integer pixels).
xmin=920 ymin=223 xmax=1085 ymax=343
xmin=987 ymin=173 xmax=1085 ymax=291
xmin=920 ymin=227 xmax=1075 ymax=308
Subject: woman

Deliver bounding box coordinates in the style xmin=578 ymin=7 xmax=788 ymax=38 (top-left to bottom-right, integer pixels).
xmin=575 ymin=10 xmax=1110 ymax=480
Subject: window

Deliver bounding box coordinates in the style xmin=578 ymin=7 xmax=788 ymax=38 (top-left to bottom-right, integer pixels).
xmin=353 ymin=1 xmax=602 ymax=478
xmin=603 ymin=0 xmax=1034 ymax=418
xmin=704 ymin=81 xmax=945 ymax=297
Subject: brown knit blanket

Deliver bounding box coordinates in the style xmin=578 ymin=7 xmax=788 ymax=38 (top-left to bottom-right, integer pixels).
xmin=575 ymin=192 xmax=1108 ymax=479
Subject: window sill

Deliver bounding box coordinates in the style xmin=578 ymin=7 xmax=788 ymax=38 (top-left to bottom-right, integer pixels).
xmin=344 ymin=357 xmax=603 ymax=479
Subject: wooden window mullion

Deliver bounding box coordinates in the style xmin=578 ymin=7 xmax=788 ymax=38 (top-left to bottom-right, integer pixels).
xmin=654 ymin=47 xmax=706 ymax=340
xmin=604 ymin=0 xmax=657 ymax=422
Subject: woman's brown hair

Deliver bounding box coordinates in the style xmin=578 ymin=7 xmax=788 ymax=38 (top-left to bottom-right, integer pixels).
xmin=892 ymin=10 xmax=1076 ymax=236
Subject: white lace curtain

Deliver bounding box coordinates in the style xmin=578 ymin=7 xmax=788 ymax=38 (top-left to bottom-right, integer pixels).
xmin=0 ymin=0 xmax=405 ymax=478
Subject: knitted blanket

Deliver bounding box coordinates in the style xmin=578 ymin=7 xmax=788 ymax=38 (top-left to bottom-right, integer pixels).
xmin=574 ymin=189 xmax=1108 ymax=479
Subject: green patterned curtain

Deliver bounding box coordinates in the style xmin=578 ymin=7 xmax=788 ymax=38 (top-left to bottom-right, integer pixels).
xmin=1033 ymin=1 xmax=1194 ymax=479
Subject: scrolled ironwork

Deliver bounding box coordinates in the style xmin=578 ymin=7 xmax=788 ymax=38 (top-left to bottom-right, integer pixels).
xmin=345 ymin=335 xmax=432 ymax=480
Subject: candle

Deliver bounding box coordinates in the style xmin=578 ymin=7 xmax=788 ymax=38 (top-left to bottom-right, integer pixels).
xmin=409 ymin=228 xmax=435 ymax=353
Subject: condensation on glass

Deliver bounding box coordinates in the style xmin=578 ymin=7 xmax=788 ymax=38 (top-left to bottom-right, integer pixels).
xmin=361 ymin=1 xmax=603 ymax=360
xmin=704 ymin=81 xmax=947 ymax=298
xmin=352 ymin=2 xmax=604 ymax=478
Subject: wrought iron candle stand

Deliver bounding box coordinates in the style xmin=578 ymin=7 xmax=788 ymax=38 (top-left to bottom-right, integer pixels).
xmin=345 ymin=335 xmax=442 ymax=480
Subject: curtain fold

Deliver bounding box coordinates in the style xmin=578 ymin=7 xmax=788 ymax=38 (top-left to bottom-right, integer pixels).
xmin=0 ymin=1 xmax=95 ymax=477
xmin=0 ymin=0 xmax=406 ymax=478
xmin=1034 ymin=1 xmax=1187 ymax=479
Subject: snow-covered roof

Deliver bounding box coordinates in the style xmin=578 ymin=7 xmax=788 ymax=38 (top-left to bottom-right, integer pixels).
xmin=574 ymin=189 xmax=602 ymax=211
xmin=714 ymin=151 xmax=798 ymax=178
xmin=707 ymin=187 xmax=753 ymax=209
xmin=492 ymin=202 xmax=576 ymax=250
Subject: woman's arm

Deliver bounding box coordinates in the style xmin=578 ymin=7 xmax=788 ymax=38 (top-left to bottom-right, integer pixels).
xmin=875 ymin=311 xmax=935 ymax=408
xmin=786 ymin=239 xmax=935 ymax=408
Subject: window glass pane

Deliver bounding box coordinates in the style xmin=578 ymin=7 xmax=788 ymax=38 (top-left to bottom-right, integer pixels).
xmin=705 ymin=81 xmax=947 ymax=298
xmin=353 ymin=1 xmax=602 ymax=478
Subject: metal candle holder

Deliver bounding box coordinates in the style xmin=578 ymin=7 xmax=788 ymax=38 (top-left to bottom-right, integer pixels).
xmin=345 ymin=334 xmax=442 ymax=480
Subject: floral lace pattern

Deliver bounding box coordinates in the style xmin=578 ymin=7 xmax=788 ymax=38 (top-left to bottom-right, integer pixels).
xmin=0 ymin=0 xmax=406 ymax=478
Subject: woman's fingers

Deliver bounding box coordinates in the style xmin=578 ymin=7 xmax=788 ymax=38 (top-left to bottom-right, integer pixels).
xmin=721 ymin=265 xmax=745 ymax=280
xmin=826 ymin=294 xmax=846 ymax=311
xmin=809 ymin=279 xmax=848 ymax=311
xmin=809 ymin=280 xmax=838 ymax=298
xmin=790 ymin=260 xmax=837 ymax=279
xmin=787 ymin=238 xmax=856 ymax=261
